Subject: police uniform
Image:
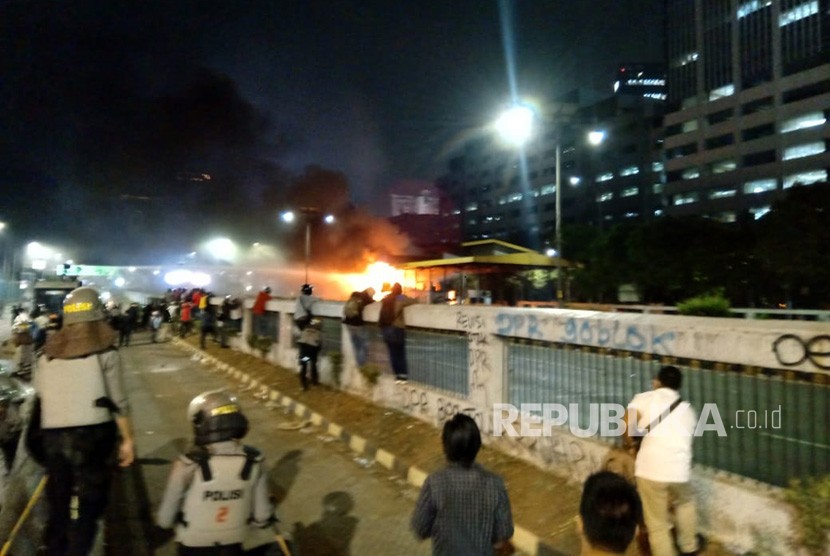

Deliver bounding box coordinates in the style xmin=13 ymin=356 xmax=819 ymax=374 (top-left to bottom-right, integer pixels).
xmin=156 ymin=391 xmax=275 ymax=555
xmin=33 ymin=286 xmax=134 ymax=555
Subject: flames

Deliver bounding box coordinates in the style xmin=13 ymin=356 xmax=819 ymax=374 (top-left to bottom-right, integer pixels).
xmin=331 ymin=261 xmax=416 ymax=300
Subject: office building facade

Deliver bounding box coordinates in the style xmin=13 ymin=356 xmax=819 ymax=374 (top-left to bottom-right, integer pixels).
xmin=663 ymin=0 xmax=829 ymax=222
xmin=437 ymin=94 xmax=665 ymax=250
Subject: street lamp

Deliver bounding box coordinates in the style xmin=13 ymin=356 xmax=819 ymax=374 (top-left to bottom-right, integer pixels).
xmin=281 ymin=208 xmax=335 ymax=284
xmin=495 ymin=105 xmax=608 ymax=306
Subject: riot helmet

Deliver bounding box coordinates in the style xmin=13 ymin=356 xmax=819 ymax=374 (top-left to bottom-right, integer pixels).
xmin=301 ymin=283 xmax=313 ymax=295
xmin=188 ymin=390 xmax=249 ymax=445
xmin=62 ymin=287 xmax=106 ymax=325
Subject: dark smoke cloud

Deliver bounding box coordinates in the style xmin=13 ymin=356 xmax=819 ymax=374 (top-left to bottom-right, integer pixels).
xmin=0 ymin=2 xmax=408 ymax=269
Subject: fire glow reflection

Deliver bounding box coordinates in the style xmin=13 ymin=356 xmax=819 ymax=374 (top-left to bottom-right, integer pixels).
xmin=331 ymin=261 xmax=417 ymax=300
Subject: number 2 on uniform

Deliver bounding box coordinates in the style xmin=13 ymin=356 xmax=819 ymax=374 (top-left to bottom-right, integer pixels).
xmin=216 ymin=506 xmax=229 ymax=522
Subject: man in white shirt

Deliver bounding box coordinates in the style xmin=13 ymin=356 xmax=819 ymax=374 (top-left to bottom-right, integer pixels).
xmin=624 ymin=365 xmax=699 ymax=556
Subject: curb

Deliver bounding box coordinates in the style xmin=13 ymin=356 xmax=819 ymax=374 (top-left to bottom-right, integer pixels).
xmin=174 ymin=340 xmax=560 ymax=556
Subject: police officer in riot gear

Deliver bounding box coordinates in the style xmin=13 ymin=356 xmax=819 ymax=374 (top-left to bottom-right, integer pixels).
xmin=33 ymin=286 xmax=135 ymax=555
xmin=156 ymin=390 xmax=276 ymax=555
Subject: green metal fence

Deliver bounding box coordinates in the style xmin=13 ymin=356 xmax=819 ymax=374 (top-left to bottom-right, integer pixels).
xmin=366 ymin=327 xmax=469 ymax=396
xmin=506 ymin=339 xmax=830 ymax=487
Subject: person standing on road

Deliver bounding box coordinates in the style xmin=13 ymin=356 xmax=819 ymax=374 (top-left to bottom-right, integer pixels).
xmin=577 ymin=471 xmax=643 ymax=555
xmin=624 ymin=365 xmax=700 ymax=556
xmin=33 ymin=286 xmax=135 ymax=555
xmin=412 ymin=413 xmax=514 ymax=555
xmin=119 ymin=302 xmax=139 ymax=347
xmin=378 ymin=282 xmax=417 ymax=383
xmin=179 ymin=299 xmax=193 ymax=338
xmin=199 ymin=301 xmax=218 ymax=349
xmin=157 ymin=390 xmax=276 ymax=555
xmin=297 ymin=318 xmax=323 ymax=390
xmin=342 ymin=287 xmax=375 ymax=368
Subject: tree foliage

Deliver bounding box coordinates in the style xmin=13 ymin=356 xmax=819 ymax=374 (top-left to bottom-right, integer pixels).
xmin=565 ymin=182 xmax=830 ymax=308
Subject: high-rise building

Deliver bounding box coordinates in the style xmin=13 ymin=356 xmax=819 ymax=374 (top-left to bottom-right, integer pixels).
xmin=614 ymin=63 xmax=667 ymax=101
xmin=663 ymin=0 xmax=829 ymax=222
xmin=436 ymin=92 xmax=665 ymax=249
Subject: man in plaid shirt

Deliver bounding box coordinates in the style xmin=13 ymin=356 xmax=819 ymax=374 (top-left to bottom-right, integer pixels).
xmin=411 ymin=414 xmax=514 ymax=555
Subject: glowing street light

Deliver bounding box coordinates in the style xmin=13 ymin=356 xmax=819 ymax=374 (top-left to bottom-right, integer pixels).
xmin=205 ymin=237 xmax=237 ymax=262
xmin=281 ymin=208 xmax=335 ymax=284
xmin=588 ymin=129 xmax=607 ymax=146
xmin=494 ymin=103 xmax=534 ymax=147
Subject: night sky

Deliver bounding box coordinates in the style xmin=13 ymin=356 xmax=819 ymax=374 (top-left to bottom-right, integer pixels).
xmin=0 ymin=0 xmax=663 ymax=266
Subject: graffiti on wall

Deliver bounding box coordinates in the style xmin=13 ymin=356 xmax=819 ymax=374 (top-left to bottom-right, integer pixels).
xmin=495 ymin=313 xmax=554 ymax=339
xmin=562 ymin=318 xmax=676 ymax=354
xmin=496 ymin=429 xmax=605 ymax=483
xmin=772 ymin=334 xmax=830 ymax=370
xmin=396 ymin=385 xmax=487 ymax=433
xmin=457 ymin=312 xmax=493 ymax=395
xmin=495 ymin=312 xmax=677 ymax=355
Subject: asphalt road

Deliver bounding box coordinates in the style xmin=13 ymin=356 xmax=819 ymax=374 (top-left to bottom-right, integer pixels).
xmin=108 ymin=331 xmax=432 ymax=555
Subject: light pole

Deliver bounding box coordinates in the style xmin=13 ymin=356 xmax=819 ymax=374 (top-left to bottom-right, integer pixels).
xmin=281 ymin=208 xmax=335 ymax=284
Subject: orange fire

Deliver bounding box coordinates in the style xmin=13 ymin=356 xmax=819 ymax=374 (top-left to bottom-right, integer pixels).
xmin=331 ymin=261 xmax=417 ymax=300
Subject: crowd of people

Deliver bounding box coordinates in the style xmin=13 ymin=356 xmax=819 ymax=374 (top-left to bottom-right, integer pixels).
xmin=0 ymin=281 xmax=705 ymax=555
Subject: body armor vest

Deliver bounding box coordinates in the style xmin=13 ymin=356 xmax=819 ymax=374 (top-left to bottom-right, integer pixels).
xmin=176 ymin=448 xmax=260 ymax=547
xmin=36 ymin=354 xmax=111 ymax=428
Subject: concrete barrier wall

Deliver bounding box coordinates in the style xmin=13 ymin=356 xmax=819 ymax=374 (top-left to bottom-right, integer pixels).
xmin=232 ymin=298 xmax=826 ymax=554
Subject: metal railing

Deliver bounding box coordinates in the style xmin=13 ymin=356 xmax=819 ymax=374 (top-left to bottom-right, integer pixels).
xmin=366 ymin=327 xmax=469 ymax=396
xmin=506 ymin=338 xmax=830 ymax=486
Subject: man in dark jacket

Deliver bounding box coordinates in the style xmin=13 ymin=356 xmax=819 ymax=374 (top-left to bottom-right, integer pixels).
xmin=342 ymin=287 xmax=375 ymax=367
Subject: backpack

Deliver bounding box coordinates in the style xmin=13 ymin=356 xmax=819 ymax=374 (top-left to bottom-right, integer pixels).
xmin=378 ymin=297 xmax=397 ymax=326
xmin=343 ymin=293 xmax=362 ymax=320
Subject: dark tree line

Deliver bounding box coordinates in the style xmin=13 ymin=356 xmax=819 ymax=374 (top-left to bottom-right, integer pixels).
xmin=562 ymin=183 xmax=830 ymax=309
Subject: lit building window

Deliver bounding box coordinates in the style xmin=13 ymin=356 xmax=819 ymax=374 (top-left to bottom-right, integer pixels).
xmin=621 ymin=187 xmax=639 ymax=197
xmin=779 ymin=1 xmax=819 ymax=26
xmin=709 ymin=188 xmax=737 ymax=199
xmin=652 ymin=183 xmax=664 ymax=194
xmin=620 ymin=166 xmax=640 ymax=176
xmin=709 ymin=84 xmax=735 ymax=100
xmin=597 ymin=192 xmax=614 ymax=202
xmin=784 ymin=170 xmax=828 ymax=188
xmin=540 ymin=184 xmax=556 ymax=195
xmin=674 ymin=192 xmax=699 ymax=205
xmin=781 ymin=112 xmax=826 ymax=133
xmin=743 ymin=179 xmax=777 ymax=194
xmin=654 ymin=209 xmax=664 ymax=216
xmin=715 ymin=212 xmax=737 ymax=223
xmin=711 ymin=160 xmax=737 ymax=174
xmin=682 ymin=120 xmax=698 ymax=133
xmin=751 ymin=206 xmax=771 ymax=220
xmin=682 ymin=167 xmax=700 ymax=180
xmin=466 ymin=202 xmax=478 ymax=212
xmin=624 ymin=212 xmax=639 ymax=218
xmin=651 ymin=161 xmax=664 ymax=172
xmin=783 ymin=142 xmax=826 ymax=161
xmin=738 ymin=0 xmax=772 ymax=18
xmin=596 ymin=172 xmax=614 ymax=182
